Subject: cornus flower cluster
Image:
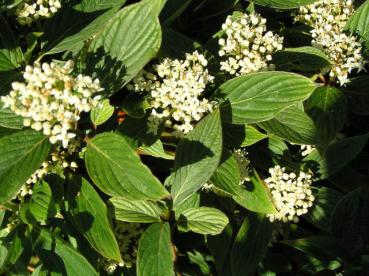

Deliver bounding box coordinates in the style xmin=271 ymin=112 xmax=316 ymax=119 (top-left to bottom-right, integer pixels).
xmin=296 ymin=0 xmax=365 ymax=86
xmin=265 ymin=166 xmax=315 ymax=223
xmin=15 ymin=0 xmax=61 ymax=25
xmin=1 ymin=61 xmax=102 ymax=148
xmin=218 ymin=13 xmax=283 ymax=76
xmin=127 ymin=51 xmax=214 ymax=134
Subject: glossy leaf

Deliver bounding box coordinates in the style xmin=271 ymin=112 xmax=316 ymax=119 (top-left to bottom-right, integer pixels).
xmin=306 ymin=86 xmax=347 ymax=147
xmin=219 ymin=72 xmax=317 ymax=124
xmin=0 ymin=102 xmax=23 ymax=129
xmin=231 ymin=213 xmax=273 ymax=276
xmin=109 ymin=197 xmax=164 ymax=223
xmin=85 ymin=132 xmax=169 ymax=200
xmin=171 ymin=111 xmax=223 ymax=207
xmin=345 ymin=0 xmax=369 ymax=40
xmin=67 ymin=176 xmax=121 ymax=262
xmin=259 ymin=105 xmax=320 ymax=145
xmin=90 ymin=99 xmax=115 ymax=126
xmin=0 ymin=130 xmax=51 ymax=203
xmin=32 ymin=228 xmax=98 ymax=276
xmin=137 ymin=222 xmax=173 ymax=276
xmin=178 ymin=207 xmax=229 ymax=235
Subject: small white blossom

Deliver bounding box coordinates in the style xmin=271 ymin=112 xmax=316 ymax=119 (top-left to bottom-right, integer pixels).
xmin=295 ymin=0 xmax=365 ymax=86
xmin=218 ymin=13 xmax=283 ymax=76
xmin=300 ymin=144 xmax=315 ymax=157
xmin=15 ymin=0 xmax=62 ymax=25
xmin=128 ymin=51 xmax=214 ymax=135
xmin=1 ymin=61 xmax=102 ymax=148
xmin=265 ymin=166 xmax=315 ymax=223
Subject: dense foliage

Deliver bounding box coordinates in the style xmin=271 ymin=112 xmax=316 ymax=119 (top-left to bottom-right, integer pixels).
xmin=0 ymin=0 xmax=368 ymax=275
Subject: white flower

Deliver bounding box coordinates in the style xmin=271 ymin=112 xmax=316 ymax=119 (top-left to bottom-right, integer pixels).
xmin=15 ymin=0 xmax=62 ymax=25
xmin=265 ymin=166 xmax=315 ymax=223
xmin=218 ymin=13 xmax=283 ymax=76
xmin=128 ymin=51 xmax=214 ymax=134
xmin=1 ymin=61 xmax=102 ymax=148
xmin=295 ymin=0 xmax=365 ymax=86
xmin=300 ymin=144 xmax=315 ymax=157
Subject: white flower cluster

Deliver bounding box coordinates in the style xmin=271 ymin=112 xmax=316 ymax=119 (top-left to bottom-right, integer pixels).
xmin=102 ymin=221 xmax=143 ymax=273
xmin=296 ymin=0 xmax=365 ymax=86
xmin=300 ymin=144 xmax=315 ymax=157
xmin=265 ymin=166 xmax=315 ymax=223
xmin=127 ymin=51 xmax=214 ymax=134
xmin=15 ymin=0 xmax=62 ymax=25
xmin=218 ymin=13 xmax=283 ymax=76
xmin=1 ymin=61 xmax=102 ymax=148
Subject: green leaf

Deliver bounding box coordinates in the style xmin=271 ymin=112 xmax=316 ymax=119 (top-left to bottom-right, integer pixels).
xmin=74 ymin=0 xmax=126 ymax=12
xmin=0 ymin=130 xmax=51 ymax=203
xmin=345 ymin=0 xmax=369 ymax=39
xmin=273 ymin=47 xmax=331 ymax=72
xmin=330 ymin=187 xmax=362 ymax=241
xmin=31 ymin=228 xmax=98 ymax=276
xmin=139 ymin=139 xmax=174 ymax=160
xmin=304 ymin=187 xmax=343 ymax=232
xmin=250 ymin=0 xmax=319 ymax=9
xmin=0 ymin=48 xmax=23 ymax=72
xmin=306 ymin=86 xmax=347 ymax=147
xmin=41 ymin=7 xmax=119 ymax=56
xmin=231 ymin=213 xmax=273 ymax=276
xmin=85 ymin=132 xmax=169 ymax=200
xmin=109 ymin=197 xmax=164 ymax=223
xmin=66 ymin=176 xmax=121 ymax=262
xmin=304 ymin=133 xmax=369 ymax=179
xmin=87 ymin=1 xmax=162 ymax=95
xmin=178 ymin=207 xmax=229 ymax=235
xmin=259 ymin=105 xmax=320 ymax=145
xmin=343 ymin=76 xmax=369 ymax=116
xmin=160 ymin=0 xmax=192 ymax=26
xmin=223 ymin=124 xmax=267 ymax=147
xmin=171 ymin=111 xmax=223 ymax=207
xmin=21 ymin=180 xmax=56 ymax=224
xmin=219 ymin=72 xmax=317 ymax=124
xmin=212 ymin=152 xmax=276 ymax=214
xmin=0 ymin=102 xmax=23 ymax=129
xmin=137 ymin=222 xmax=173 ymax=276
xmin=187 ymin=250 xmax=210 ymax=275
xmin=90 ymin=99 xmax=115 ymax=126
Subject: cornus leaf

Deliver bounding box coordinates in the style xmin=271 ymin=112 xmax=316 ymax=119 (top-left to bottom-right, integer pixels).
xmin=90 ymin=99 xmax=115 ymax=126
xmin=66 ymin=176 xmax=121 ymax=262
xmin=259 ymin=105 xmax=321 ymax=145
xmin=345 ymin=0 xmax=369 ymax=40
xmin=171 ymin=110 xmax=223 ymax=207
xmin=109 ymin=197 xmax=165 ymax=223
xmin=137 ymin=222 xmax=174 ymax=276
xmin=306 ymin=86 xmax=347 ymax=147
xmin=85 ymin=132 xmax=169 ymax=200
xmin=0 ymin=102 xmax=23 ymax=129
xmin=250 ymin=0 xmax=319 ymax=9
xmin=31 ymin=227 xmax=98 ymax=276
xmin=74 ymin=0 xmax=126 ymax=12
xmin=178 ymin=207 xmax=229 ymax=235
xmin=231 ymin=213 xmax=273 ymax=276
xmin=87 ymin=1 xmax=162 ymax=94
xmin=0 ymin=130 xmax=51 ymax=203
xmin=219 ymin=72 xmax=318 ymax=124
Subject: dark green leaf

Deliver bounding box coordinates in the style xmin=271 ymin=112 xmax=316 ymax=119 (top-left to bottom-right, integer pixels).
xmin=219 ymin=72 xmax=317 ymax=124
xmin=85 ymin=133 xmax=169 ymax=200
xmin=259 ymin=105 xmax=320 ymax=145
xmin=306 ymin=86 xmax=347 ymax=147
xmin=67 ymin=176 xmax=121 ymax=262
xmin=345 ymin=0 xmax=369 ymax=40
xmin=0 ymin=130 xmax=51 ymax=203
xmin=231 ymin=213 xmax=273 ymax=276
xmin=109 ymin=197 xmax=164 ymax=223
xmin=250 ymin=0 xmax=319 ymax=9
xmin=178 ymin=207 xmax=229 ymax=235
xmin=0 ymin=102 xmax=23 ymax=129
xmin=137 ymin=222 xmax=173 ymax=276
xmin=171 ymin=111 xmax=223 ymax=207
xmin=32 ymin=228 xmax=98 ymax=276
xmin=74 ymin=0 xmax=126 ymax=12
xmin=304 ymin=133 xmax=369 ymax=179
